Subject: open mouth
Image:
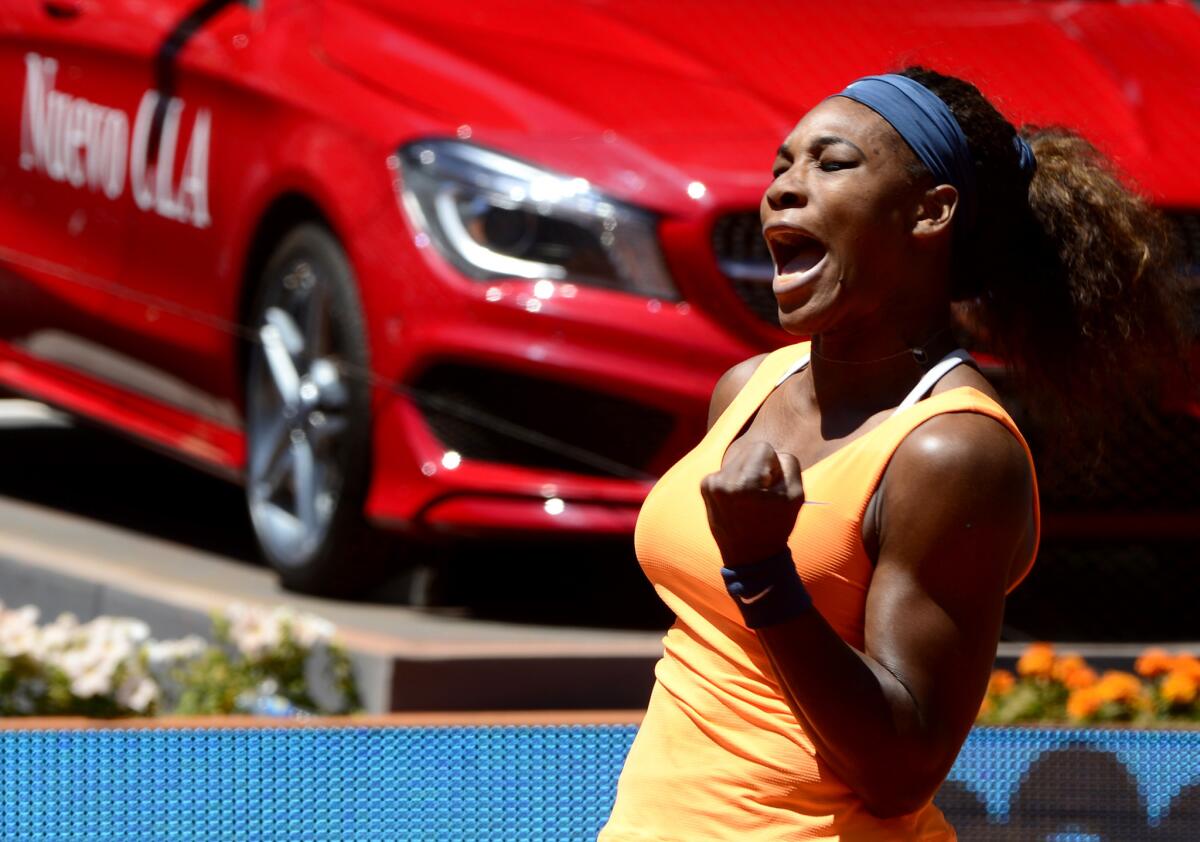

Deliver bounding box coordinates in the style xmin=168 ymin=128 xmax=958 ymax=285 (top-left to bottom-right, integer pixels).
xmin=766 ymin=227 xmax=828 ymax=280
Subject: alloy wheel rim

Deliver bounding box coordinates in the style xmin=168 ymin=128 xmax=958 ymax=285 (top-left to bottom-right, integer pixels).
xmin=246 ymin=260 xmax=350 ymax=567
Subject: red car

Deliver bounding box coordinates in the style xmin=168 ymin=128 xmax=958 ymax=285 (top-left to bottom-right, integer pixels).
xmin=1 ymin=0 xmax=1197 ymax=600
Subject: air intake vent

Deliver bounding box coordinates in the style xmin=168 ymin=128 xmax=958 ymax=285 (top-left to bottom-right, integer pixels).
xmin=412 ymin=364 xmax=674 ymax=479
xmin=710 ymin=211 xmax=777 ymax=326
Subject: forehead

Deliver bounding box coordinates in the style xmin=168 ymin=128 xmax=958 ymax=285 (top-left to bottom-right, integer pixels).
xmin=781 ymin=97 xmax=903 ymax=156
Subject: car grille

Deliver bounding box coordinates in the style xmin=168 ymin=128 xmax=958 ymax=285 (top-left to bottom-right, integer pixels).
xmin=710 ymin=211 xmax=777 ymax=326
xmin=411 ymin=363 xmax=674 ymax=479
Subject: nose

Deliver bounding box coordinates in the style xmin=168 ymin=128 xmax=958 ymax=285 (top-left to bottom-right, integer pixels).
xmin=764 ymin=167 xmax=806 ymax=211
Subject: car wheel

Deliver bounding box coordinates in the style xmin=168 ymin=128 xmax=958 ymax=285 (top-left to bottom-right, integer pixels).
xmin=244 ymin=223 xmax=390 ymax=597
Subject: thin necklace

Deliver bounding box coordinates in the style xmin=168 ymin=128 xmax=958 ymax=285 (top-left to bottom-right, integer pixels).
xmin=810 ymin=328 xmax=952 ymax=367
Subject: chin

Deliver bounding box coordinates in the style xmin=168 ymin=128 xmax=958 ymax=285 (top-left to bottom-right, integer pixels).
xmin=775 ymin=291 xmax=837 ymax=337
xmin=776 ymin=307 xmax=823 ymax=338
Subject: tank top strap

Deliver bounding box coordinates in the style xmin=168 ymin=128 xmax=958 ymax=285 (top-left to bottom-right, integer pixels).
xmin=707 ymin=341 xmax=812 ymax=442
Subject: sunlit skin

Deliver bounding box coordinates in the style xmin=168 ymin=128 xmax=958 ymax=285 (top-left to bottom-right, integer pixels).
xmin=699 ymin=96 xmax=1037 ymax=817
xmin=764 ymin=98 xmax=950 ymax=347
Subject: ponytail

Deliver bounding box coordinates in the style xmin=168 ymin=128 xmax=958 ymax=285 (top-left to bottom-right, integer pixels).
xmin=900 ymin=67 xmax=1191 ymax=449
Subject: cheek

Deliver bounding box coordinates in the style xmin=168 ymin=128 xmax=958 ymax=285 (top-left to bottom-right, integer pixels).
xmin=829 ymin=189 xmax=909 ymax=257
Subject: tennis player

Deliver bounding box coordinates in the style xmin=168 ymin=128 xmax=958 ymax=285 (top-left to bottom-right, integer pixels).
xmin=598 ymin=68 xmax=1186 ymax=840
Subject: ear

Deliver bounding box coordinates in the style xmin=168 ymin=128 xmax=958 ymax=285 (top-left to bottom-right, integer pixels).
xmin=912 ymin=184 xmax=958 ymax=240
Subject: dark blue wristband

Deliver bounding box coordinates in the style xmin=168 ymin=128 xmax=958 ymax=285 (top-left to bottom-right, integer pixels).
xmin=721 ymin=550 xmax=813 ymax=629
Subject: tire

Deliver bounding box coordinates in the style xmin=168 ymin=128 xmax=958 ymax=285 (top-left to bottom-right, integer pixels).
xmin=243 ymin=223 xmax=392 ymax=597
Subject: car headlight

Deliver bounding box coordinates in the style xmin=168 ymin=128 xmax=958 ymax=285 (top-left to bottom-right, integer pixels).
xmin=397 ymin=140 xmax=677 ymax=299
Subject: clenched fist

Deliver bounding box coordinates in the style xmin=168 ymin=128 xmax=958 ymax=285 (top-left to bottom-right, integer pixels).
xmin=701 ymin=439 xmax=805 ymax=568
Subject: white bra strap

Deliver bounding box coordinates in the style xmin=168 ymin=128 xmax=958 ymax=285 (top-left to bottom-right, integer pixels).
xmin=772 ymin=348 xmax=974 ymax=412
xmin=774 ymin=353 xmax=811 ymax=386
xmin=891 ymin=349 xmax=975 ymax=416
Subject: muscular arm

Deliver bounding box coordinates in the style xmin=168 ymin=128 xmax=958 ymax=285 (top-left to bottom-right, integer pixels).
xmin=754 ymin=414 xmax=1033 ymax=817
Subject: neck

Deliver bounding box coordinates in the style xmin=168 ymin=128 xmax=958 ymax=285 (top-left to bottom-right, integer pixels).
xmin=804 ymin=320 xmax=958 ymax=416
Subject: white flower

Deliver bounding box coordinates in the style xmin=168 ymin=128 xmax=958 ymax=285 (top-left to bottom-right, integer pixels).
xmin=235 ymin=624 xmax=282 ymax=659
xmin=0 ymin=607 xmax=40 ymax=657
xmin=114 ymin=619 xmax=151 ymax=645
xmin=71 ymin=664 xmax=114 ymax=698
xmin=85 ymin=635 xmax=134 ymax=667
xmin=0 ymin=627 xmax=36 ymax=658
xmin=35 ymin=613 xmax=80 ymax=657
xmin=116 ymin=674 xmax=159 ymax=712
xmin=290 ymin=615 xmax=336 ymax=648
xmin=144 ymin=635 xmax=207 ymax=666
xmin=0 ymin=604 xmax=40 ymax=637
xmin=225 ymin=603 xmax=250 ymax=623
xmin=9 ymin=605 xmax=40 ymax=627
xmin=52 ymin=648 xmax=91 ymax=680
xmin=80 ymin=616 xmax=148 ymax=651
xmin=50 ymin=612 xmax=79 ymax=629
xmin=225 ymin=603 xmax=288 ymax=658
xmin=84 ymin=615 xmax=114 ymax=638
xmin=53 ymin=637 xmax=133 ymax=685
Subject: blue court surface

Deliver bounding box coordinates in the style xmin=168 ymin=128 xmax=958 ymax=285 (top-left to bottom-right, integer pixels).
xmin=1 ymin=723 xmax=1197 ymax=840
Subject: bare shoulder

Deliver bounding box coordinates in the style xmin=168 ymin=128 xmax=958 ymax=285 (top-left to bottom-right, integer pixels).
xmin=707 ymin=353 xmax=770 ymax=430
xmin=881 ymin=412 xmax=1034 ymax=575
xmin=890 ymin=412 xmax=1030 ymax=493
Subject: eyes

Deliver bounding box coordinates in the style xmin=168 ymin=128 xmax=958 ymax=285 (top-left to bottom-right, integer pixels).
xmin=772 ymin=156 xmax=856 ymax=180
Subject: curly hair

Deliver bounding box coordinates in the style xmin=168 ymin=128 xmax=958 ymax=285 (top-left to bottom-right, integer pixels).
xmin=897 ymin=66 xmax=1190 ymax=448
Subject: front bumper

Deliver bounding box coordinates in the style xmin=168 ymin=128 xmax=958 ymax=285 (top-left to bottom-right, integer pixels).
xmin=359 ymin=225 xmax=763 ymax=537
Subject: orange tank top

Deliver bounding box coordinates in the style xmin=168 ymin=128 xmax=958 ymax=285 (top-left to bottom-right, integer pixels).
xmin=599 ymin=341 xmax=1040 ymax=842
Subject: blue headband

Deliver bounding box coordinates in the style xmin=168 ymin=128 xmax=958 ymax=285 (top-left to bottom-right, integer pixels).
xmin=833 ymin=74 xmax=1036 ymax=230
xmin=834 ymin=74 xmax=979 ymax=226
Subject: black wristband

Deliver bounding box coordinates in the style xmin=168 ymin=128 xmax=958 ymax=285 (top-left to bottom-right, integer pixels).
xmin=720 ymin=550 xmax=813 ymax=629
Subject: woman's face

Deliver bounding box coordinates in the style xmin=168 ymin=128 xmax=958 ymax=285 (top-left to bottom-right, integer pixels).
xmin=760 ymin=96 xmax=930 ymax=337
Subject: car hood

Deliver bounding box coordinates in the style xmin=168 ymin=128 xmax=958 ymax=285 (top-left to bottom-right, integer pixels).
xmin=318 ymin=0 xmax=1200 ymax=209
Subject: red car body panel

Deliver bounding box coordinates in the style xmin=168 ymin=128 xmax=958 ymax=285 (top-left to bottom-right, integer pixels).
xmin=0 ymin=0 xmax=1197 ymax=550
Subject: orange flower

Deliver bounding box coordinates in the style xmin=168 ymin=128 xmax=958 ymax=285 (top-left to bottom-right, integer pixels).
xmin=1135 ymin=648 xmax=1175 ymax=679
xmin=1017 ymin=643 xmax=1055 ymax=679
xmin=1171 ymin=654 xmax=1200 ymax=682
xmin=1052 ymin=654 xmax=1089 ymax=685
xmin=1094 ymin=671 xmax=1144 ymax=705
xmin=988 ymin=669 xmax=1016 ymax=697
xmin=1161 ymin=670 xmax=1199 ymax=707
xmin=1067 ymin=687 xmax=1103 ymax=721
xmin=1064 ymin=666 xmax=1098 ymax=690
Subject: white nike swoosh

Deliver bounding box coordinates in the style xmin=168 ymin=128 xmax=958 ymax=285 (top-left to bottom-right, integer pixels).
xmin=737 ymin=585 xmax=774 ymax=605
